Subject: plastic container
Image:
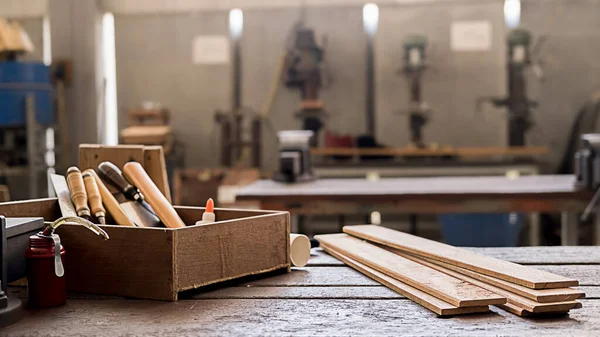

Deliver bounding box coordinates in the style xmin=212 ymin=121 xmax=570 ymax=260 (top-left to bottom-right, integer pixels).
xmin=0 ymin=62 xmax=53 ymax=126
xmin=439 ymin=213 xmax=523 ymax=247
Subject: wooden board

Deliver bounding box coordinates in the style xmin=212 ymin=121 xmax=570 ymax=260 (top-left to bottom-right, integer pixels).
xmin=395 ymin=250 xmax=582 ymax=314
xmin=314 ymin=234 xmax=505 ymax=307
xmin=143 ymin=146 xmax=172 ymax=202
xmin=497 ymin=302 xmax=579 ymax=317
xmin=3 ymin=299 xmax=600 ymax=337
xmin=321 ymin=244 xmax=490 ymax=316
xmin=236 ymin=175 xmax=589 ymax=203
xmin=311 ymin=146 xmax=549 ymax=158
xmin=344 ymin=225 xmax=578 ymax=289
xmin=79 ymin=144 xmax=146 ymax=171
xmin=416 ymin=255 xmax=584 ymax=303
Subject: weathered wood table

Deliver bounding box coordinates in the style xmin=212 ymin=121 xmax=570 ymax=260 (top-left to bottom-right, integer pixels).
xmin=5 ymin=247 xmax=600 ymax=336
xmin=236 ymin=175 xmax=596 ymax=246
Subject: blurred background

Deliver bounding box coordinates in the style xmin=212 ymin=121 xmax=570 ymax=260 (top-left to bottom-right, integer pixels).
xmin=1 ymin=0 xmax=599 ymax=245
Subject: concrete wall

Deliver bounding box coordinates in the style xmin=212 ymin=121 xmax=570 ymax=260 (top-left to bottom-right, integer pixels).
xmin=114 ymin=12 xmax=230 ymax=168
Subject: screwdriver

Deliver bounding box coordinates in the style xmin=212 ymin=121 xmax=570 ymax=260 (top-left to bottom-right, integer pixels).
xmin=82 ymin=170 xmax=106 ymax=224
xmin=66 ymin=166 xmax=91 ymax=219
xmin=97 ymin=161 xmax=156 ymax=216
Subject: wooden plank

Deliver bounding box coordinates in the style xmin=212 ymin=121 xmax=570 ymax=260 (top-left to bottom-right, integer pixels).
xmin=78 ymin=144 xmax=145 ymax=171
xmin=314 ymin=234 xmax=506 ymax=307
xmin=4 ymin=299 xmax=600 ymax=336
xmin=497 ymin=302 xmax=580 ymax=317
xmin=321 ymin=244 xmax=490 ymax=316
xmin=344 ymin=225 xmax=578 ymax=289
xmin=396 ymin=250 xmax=582 ymax=314
xmin=190 ymin=286 xmax=402 ymax=299
xmin=465 ymin=247 xmax=600 ymax=265
xmin=143 ymin=146 xmax=172 ymax=202
xmin=311 ymin=146 xmax=549 ymax=158
xmin=416 ymin=256 xmax=585 ymax=303
xmin=243 ymin=266 xmax=380 ymax=286
xmin=236 ymin=175 xmax=588 ymax=202
xmin=309 ymin=247 xmax=600 ymax=266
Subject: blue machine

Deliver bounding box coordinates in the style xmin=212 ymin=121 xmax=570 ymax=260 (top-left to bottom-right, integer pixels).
xmin=0 ymin=62 xmax=53 ymax=126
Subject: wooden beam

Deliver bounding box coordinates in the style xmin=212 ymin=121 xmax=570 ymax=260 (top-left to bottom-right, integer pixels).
xmin=311 ymin=146 xmax=549 ymax=158
xmin=394 ymin=250 xmax=582 ymax=314
xmin=344 ymin=225 xmax=578 ymax=289
xmin=414 ymin=255 xmax=584 ymax=303
xmin=320 ymin=243 xmax=490 ymax=316
xmin=314 ymin=234 xmax=506 ymax=308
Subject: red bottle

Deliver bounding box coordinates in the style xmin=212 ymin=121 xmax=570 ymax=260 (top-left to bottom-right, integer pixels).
xmin=25 ymin=234 xmax=66 ymax=307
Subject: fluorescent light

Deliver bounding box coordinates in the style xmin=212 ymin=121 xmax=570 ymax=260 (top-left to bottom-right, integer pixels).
xmin=229 ymin=8 xmax=244 ymax=40
xmin=42 ymin=16 xmax=52 ymax=66
xmin=504 ymin=0 xmax=521 ymax=29
xmin=102 ymin=12 xmax=118 ymax=146
xmin=363 ymin=3 xmax=379 ymax=36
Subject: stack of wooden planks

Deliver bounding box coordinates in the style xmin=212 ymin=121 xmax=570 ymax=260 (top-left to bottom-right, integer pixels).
xmin=315 ymin=225 xmax=585 ymax=317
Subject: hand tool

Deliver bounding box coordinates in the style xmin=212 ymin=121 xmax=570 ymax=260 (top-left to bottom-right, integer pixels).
xmin=66 ymin=167 xmax=90 ymax=219
xmin=98 ymin=161 xmax=156 ymax=216
xmin=49 ymin=174 xmax=77 ymax=217
xmin=84 ymin=169 xmax=136 ymax=227
xmin=82 ymin=170 xmax=106 ymax=224
xmin=123 ymin=162 xmax=185 ymax=228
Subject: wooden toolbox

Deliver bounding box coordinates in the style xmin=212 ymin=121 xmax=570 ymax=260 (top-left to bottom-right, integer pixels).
xmin=0 ymin=198 xmax=290 ymax=301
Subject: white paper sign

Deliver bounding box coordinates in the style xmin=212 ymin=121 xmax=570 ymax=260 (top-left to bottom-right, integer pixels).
xmin=451 ymin=21 xmax=492 ymax=51
xmin=192 ymin=35 xmax=230 ymax=64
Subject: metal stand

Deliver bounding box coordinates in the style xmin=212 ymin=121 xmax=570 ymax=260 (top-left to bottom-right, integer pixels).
xmin=0 ymin=217 xmax=24 ymax=328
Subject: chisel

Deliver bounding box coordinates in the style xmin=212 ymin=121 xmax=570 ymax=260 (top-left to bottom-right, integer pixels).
xmin=66 ymin=166 xmax=91 ymax=219
xmin=123 ymin=161 xmax=185 ymax=229
xmin=97 ymin=161 xmax=156 ymax=216
xmin=82 ymin=170 xmax=106 ymax=224
xmin=84 ymin=169 xmax=136 ymax=227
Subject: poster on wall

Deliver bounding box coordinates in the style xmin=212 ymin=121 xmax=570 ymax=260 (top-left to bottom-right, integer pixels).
xmin=450 ymin=21 xmax=492 ymax=52
xmin=192 ymin=35 xmax=230 ymax=64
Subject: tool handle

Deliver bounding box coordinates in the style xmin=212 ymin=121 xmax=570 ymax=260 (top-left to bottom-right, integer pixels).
xmin=98 ymin=162 xmax=141 ymax=201
xmin=66 ymin=166 xmax=91 ymax=217
xmin=82 ymin=171 xmax=106 ymax=223
xmin=85 ymin=169 xmax=136 ymax=227
xmin=123 ymin=162 xmax=185 ymax=228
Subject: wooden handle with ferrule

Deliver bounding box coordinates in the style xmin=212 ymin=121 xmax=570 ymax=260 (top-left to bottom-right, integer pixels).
xmin=82 ymin=170 xmax=106 ymax=223
xmin=123 ymin=162 xmax=185 ymax=228
xmin=84 ymin=169 xmax=136 ymax=227
xmin=66 ymin=166 xmax=90 ymax=217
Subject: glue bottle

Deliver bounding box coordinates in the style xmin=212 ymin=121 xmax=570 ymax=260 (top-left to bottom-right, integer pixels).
xmin=195 ymin=198 xmax=215 ymax=226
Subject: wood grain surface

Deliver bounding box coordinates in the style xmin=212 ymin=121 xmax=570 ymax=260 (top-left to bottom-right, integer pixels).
xmin=345 ymin=225 xmax=578 ymax=289
xmin=4 ymin=245 xmax=600 ymax=336
xmin=414 ymin=255 xmax=584 ymax=303
xmin=315 ymin=234 xmax=505 ymax=307
xmin=397 ymin=251 xmax=582 ymax=314
xmin=237 ymin=175 xmax=589 ymax=202
xmin=143 ymin=146 xmax=172 ymax=203
xmin=321 ymin=244 xmax=490 ymax=316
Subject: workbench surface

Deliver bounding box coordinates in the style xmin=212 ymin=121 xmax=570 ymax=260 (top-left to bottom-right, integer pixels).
xmin=236 ymin=175 xmax=586 ymax=201
xmin=5 ymin=246 xmax=600 ymax=336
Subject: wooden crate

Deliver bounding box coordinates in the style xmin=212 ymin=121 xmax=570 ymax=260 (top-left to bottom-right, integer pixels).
xmin=0 ymin=198 xmax=290 ymax=301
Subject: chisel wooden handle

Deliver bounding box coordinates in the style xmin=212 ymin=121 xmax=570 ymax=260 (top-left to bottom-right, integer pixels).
xmin=123 ymin=162 xmax=185 ymax=228
xmin=82 ymin=170 xmax=106 ymax=224
xmin=85 ymin=169 xmax=136 ymax=227
xmin=98 ymin=161 xmax=143 ymax=202
xmin=66 ymin=166 xmax=91 ymax=217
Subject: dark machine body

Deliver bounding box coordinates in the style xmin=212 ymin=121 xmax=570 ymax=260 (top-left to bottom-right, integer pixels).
xmin=400 ymin=35 xmax=429 ymax=148
xmin=284 ymin=26 xmax=327 ymax=147
xmin=479 ymin=29 xmax=541 ymax=147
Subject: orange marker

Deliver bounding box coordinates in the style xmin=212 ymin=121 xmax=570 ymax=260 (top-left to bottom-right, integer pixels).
xmin=195 ymin=198 xmax=215 ymax=226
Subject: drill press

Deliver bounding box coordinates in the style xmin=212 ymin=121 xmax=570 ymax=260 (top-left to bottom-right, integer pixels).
xmin=284 ymin=26 xmax=327 ymax=147
xmin=398 ymin=34 xmax=429 ymax=148
xmin=478 ymin=28 xmax=543 ymax=147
